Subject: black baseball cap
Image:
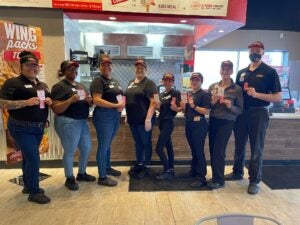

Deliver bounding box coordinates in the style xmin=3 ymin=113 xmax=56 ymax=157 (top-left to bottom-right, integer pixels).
xmin=162 ymin=73 xmax=174 ymax=81
xmin=60 ymin=60 xmax=79 ymax=72
xmin=135 ymin=59 xmax=147 ymax=69
xmin=221 ymin=60 xmax=233 ymax=69
xmin=248 ymin=40 xmax=264 ymax=49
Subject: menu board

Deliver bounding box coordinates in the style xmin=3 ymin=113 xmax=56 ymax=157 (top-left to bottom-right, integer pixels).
xmin=0 ymin=0 xmax=228 ymax=16
xmin=102 ymin=0 xmax=229 ymax=16
xmin=0 ymin=0 xmax=52 ymax=7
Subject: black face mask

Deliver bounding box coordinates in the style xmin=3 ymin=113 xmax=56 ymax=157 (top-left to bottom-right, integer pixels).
xmin=249 ymin=53 xmax=262 ymax=62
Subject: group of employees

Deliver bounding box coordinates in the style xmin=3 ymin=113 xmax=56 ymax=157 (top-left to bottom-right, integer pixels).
xmin=0 ymin=40 xmax=282 ymax=204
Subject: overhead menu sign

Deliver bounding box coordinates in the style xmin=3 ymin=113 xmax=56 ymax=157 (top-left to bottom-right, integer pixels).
xmin=0 ymin=0 xmax=52 ymax=7
xmin=0 ymin=0 xmax=228 ymax=16
xmin=102 ymin=0 xmax=229 ymax=16
xmin=52 ymin=0 xmax=102 ymax=10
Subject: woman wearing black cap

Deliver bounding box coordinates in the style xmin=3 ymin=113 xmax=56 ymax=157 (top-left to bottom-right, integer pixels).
xmin=125 ymin=59 xmax=157 ymax=179
xmin=90 ymin=54 xmax=125 ymax=187
xmin=0 ymin=51 xmax=52 ymax=204
xmin=51 ymin=60 xmax=96 ymax=191
xmin=208 ymin=60 xmax=243 ymax=189
xmin=155 ymin=73 xmax=181 ymax=180
xmin=181 ymin=72 xmax=211 ymax=188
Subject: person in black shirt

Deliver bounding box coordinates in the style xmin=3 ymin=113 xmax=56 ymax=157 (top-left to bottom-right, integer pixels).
xmin=181 ymin=73 xmax=211 ymax=188
xmin=155 ymin=73 xmax=181 ymax=180
xmin=225 ymin=41 xmax=282 ymax=195
xmin=125 ymin=59 xmax=157 ymax=179
xmin=0 ymin=51 xmax=52 ymax=204
xmin=90 ymin=54 xmax=125 ymax=187
xmin=51 ymin=60 xmax=96 ymax=191
xmin=208 ymin=61 xmax=243 ymax=189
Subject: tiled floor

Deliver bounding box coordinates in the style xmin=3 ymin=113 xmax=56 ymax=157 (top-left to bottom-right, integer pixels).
xmin=0 ymin=166 xmax=299 ymax=225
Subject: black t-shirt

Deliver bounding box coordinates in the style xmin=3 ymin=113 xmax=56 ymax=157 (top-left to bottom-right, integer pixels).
xmin=51 ymin=79 xmax=90 ymax=119
xmin=90 ymin=75 xmax=123 ymax=105
xmin=185 ymin=89 xmax=211 ymax=121
xmin=0 ymin=75 xmax=50 ymax=122
xmin=125 ymin=77 xmax=157 ymax=125
xmin=159 ymin=89 xmax=181 ymax=120
xmin=236 ymin=62 xmax=282 ymax=109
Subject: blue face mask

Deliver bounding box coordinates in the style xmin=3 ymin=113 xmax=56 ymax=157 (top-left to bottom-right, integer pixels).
xmin=249 ymin=53 xmax=262 ymax=62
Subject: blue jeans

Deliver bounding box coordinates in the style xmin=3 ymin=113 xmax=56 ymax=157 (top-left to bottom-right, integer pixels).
xmin=129 ymin=119 xmax=154 ymax=166
xmin=93 ymin=107 xmax=120 ymax=178
xmin=233 ymin=107 xmax=269 ymax=183
xmin=54 ymin=116 xmax=91 ymax=178
xmin=8 ymin=118 xmax=44 ymax=195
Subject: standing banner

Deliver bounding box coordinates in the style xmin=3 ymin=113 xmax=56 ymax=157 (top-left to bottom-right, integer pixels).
xmin=0 ymin=20 xmax=49 ymax=164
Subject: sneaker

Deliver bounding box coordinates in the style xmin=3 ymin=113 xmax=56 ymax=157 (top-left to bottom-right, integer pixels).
xmin=65 ymin=177 xmax=79 ymax=191
xmin=224 ymin=172 xmax=243 ymax=181
xmin=135 ymin=166 xmax=150 ymax=179
xmin=128 ymin=164 xmax=143 ymax=176
xmin=156 ymin=171 xmax=174 ymax=180
xmin=190 ymin=181 xmax=207 ymax=188
xmin=169 ymin=169 xmax=175 ymax=176
xmin=207 ymin=182 xmax=225 ymax=189
xmin=28 ymin=193 xmax=51 ymax=204
xmin=106 ymin=168 xmax=121 ymax=177
xmin=98 ymin=177 xmax=118 ymax=187
xmin=22 ymin=187 xmax=45 ymax=194
xmin=76 ymin=172 xmax=96 ymax=182
xmin=248 ymin=183 xmax=260 ymax=195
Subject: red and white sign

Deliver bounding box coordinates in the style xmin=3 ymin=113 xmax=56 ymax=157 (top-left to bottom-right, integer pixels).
xmin=52 ymin=0 xmax=102 ymax=10
xmin=102 ymin=0 xmax=229 ymax=16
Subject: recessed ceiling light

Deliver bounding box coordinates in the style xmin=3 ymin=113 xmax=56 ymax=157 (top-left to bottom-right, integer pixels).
xmin=180 ymin=20 xmax=187 ymax=23
xmin=109 ymin=17 xmax=116 ymax=20
xmin=218 ymin=29 xmax=224 ymax=33
xmin=204 ymin=39 xmax=208 ymax=42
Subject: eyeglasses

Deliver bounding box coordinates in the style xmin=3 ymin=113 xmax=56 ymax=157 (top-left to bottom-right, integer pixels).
xmin=24 ymin=63 xmax=39 ymax=69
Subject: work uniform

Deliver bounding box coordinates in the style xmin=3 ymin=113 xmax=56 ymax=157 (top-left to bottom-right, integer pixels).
xmin=233 ymin=62 xmax=281 ymax=183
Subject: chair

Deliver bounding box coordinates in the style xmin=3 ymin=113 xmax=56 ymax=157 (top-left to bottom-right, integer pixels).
xmin=195 ymin=213 xmax=282 ymax=225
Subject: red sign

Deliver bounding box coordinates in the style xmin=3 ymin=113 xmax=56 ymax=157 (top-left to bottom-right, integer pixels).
xmin=111 ymin=0 xmax=128 ymax=5
xmin=52 ymin=1 xmax=102 ymax=10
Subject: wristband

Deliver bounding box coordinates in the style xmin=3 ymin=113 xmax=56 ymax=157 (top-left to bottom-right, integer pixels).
xmin=193 ymin=105 xmax=197 ymax=110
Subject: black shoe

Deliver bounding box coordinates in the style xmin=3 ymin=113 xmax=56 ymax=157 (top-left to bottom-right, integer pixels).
xmin=65 ymin=177 xmax=79 ymax=191
xmin=156 ymin=171 xmax=174 ymax=180
xmin=22 ymin=187 xmax=45 ymax=194
xmin=28 ymin=193 xmax=51 ymax=204
xmin=190 ymin=181 xmax=207 ymax=188
xmin=207 ymin=182 xmax=225 ymax=189
xmin=128 ymin=164 xmax=143 ymax=176
xmin=76 ymin=172 xmax=96 ymax=182
xmin=107 ymin=168 xmax=121 ymax=177
xmin=169 ymin=169 xmax=175 ymax=176
xmin=248 ymin=183 xmax=260 ymax=195
xmin=224 ymin=172 xmax=243 ymax=181
xmin=98 ymin=177 xmax=118 ymax=187
xmin=135 ymin=166 xmax=150 ymax=179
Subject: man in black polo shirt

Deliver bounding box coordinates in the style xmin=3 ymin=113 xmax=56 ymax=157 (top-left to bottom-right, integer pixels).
xmin=225 ymin=41 xmax=282 ymax=195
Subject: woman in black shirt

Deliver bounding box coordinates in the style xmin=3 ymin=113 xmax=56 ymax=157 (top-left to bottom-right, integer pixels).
xmin=0 ymin=51 xmax=52 ymax=204
xmin=125 ymin=60 xmax=157 ymax=179
xmin=90 ymin=54 xmax=125 ymax=187
xmin=155 ymin=73 xmax=181 ymax=180
xmin=51 ymin=60 xmax=96 ymax=191
xmin=182 ymin=72 xmax=211 ymax=188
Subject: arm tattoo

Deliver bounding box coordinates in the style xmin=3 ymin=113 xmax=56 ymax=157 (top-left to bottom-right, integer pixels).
xmin=0 ymin=99 xmax=26 ymax=109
